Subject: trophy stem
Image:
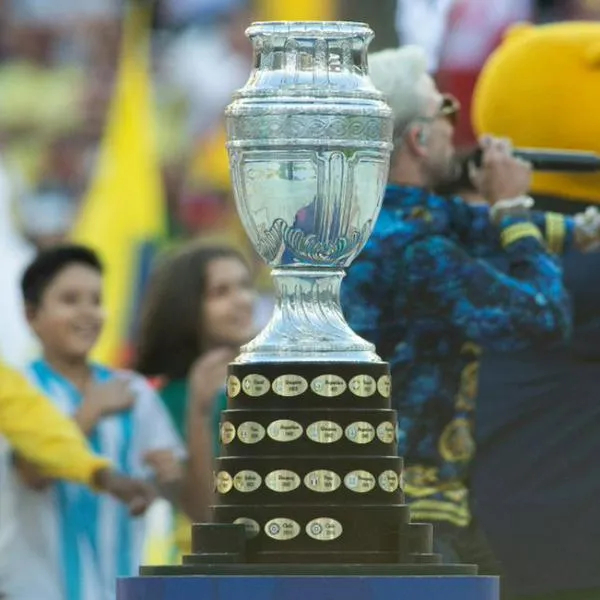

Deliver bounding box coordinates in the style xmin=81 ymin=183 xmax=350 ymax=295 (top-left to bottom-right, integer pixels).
xmin=236 ymin=267 xmax=380 ymax=364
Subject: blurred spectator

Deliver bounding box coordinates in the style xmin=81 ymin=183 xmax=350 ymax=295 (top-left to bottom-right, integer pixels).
xmin=0 ymin=155 xmax=37 ymax=367
xmin=0 ymin=23 xmax=87 ymax=184
xmin=156 ymin=2 xmax=255 ymax=249
xmin=395 ymin=0 xmax=455 ymax=72
xmin=8 ymin=0 xmax=120 ymax=26
xmin=568 ymin=0 xmax=600 ymax=17
xmin=134 ymin=242 xmax=258 ymax=562
xmin=2 ymin=244 xmax=212 ymax=600
xmin=159 ymin=2 xmax=252 ymax=137
xmin=159 ymin=0 xmax=250 ymax=27
xmin=17 ymin=186 xmax=76 ymax=249
xmin=394 ymin=0 xmax=534 ymax=147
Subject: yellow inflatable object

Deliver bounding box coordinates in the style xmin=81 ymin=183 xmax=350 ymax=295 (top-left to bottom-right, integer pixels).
xmin=472 ymin=21 xmax=600 ymax=204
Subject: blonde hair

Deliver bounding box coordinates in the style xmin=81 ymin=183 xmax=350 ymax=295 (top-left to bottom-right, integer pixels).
xmin=368 ymin=46 xmax=430 ymax=136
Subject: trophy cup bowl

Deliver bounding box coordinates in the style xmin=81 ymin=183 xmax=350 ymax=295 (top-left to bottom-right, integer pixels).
xmin=225 ymin=21 xmax=393 ymax=363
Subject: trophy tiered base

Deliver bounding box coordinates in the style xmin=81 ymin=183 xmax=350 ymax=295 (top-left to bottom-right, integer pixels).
xmin=118 ymin=362 xmax=498 ymax=600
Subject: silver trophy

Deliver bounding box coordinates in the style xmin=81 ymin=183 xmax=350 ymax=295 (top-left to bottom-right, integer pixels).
xmin=225 ymin=21 xmax=393 ymax=363
xmin=132 ymin=20 xmax=486 ymax=575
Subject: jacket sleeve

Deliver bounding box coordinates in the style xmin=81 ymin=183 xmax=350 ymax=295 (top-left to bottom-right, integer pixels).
xmin=0 ymin=363 xmax=111 ymax=486
xmin=452 ymin=199 xmax=576 ymax=254
xmin=531 ymin=211 xmax=576 ymax=254
xmin=404 ymin=219 xmax=572 ymax=351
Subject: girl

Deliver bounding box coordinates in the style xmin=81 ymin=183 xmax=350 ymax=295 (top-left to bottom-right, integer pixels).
xmin=134 ymin=242 xmax=257 ymax=559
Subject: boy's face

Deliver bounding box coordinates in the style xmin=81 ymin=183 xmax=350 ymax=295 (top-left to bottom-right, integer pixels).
xmin=28 ymin=264 xmax=105 ymax=362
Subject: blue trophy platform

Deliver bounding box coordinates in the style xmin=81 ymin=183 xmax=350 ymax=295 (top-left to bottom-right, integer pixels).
xmin=117 ymin=565 xmax=499 ymax=600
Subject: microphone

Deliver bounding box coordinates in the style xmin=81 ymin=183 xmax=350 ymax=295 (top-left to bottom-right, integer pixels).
xmin=470 ymin=148 xmax=600 ymax=172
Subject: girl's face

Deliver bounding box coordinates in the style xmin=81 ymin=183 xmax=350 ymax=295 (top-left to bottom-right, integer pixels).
xmin=201 ymin=256 xmax=256 ymax=348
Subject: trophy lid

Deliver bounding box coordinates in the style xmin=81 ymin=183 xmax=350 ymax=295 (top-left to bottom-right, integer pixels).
xmin=246 ymin=21 xmax=373 ymax=39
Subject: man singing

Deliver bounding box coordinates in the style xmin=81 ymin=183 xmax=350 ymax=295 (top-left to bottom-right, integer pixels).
xmin=341 ymin=46 xmax=572 ymax=574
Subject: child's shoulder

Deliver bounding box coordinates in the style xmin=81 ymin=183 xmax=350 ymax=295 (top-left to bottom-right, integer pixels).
xmin=91 ymin=364 xmax=154 ymax=391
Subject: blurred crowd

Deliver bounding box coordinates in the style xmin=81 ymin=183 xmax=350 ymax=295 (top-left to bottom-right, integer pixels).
xmin=0 ymin=0 xmax=254 ymax=250
xmin=1 ymin=0 xmax=597 ymax=269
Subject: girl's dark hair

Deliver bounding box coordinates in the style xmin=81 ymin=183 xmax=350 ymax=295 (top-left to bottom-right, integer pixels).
xmin=134 ymin=243 xmax=248 ymax=380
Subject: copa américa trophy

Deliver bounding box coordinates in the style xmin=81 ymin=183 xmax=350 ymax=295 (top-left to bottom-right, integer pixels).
xmin=118 ymin=21 xmax=497 ymax=600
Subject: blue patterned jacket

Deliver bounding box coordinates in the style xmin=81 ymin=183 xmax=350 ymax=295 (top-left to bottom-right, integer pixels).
xmin=341 ymin=184 xmax=574 ymax=526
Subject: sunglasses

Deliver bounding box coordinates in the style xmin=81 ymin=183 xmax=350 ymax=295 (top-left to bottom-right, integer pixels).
xmin=392 ymin=93 xmax=461 ymax=145
xmin=415 ymin=94 xmax=460 ymax=126
xmin=438 ymin=93 xmax=461 ymax=125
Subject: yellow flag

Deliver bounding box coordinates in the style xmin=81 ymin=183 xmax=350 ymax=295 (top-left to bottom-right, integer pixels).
xmin=71 ymin=4 xmax=165 ymax=366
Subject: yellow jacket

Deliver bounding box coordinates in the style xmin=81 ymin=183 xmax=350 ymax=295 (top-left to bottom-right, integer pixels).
xmin=0 ymin=362 xmax=110 ymax=486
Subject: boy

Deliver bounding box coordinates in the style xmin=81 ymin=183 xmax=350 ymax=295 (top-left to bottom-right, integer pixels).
xmin=1 ymin=245 xmax=212 ymax=600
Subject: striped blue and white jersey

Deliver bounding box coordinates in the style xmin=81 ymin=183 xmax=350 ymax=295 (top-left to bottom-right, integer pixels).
xmin=0 ymin=359 xmax=185 ymax=600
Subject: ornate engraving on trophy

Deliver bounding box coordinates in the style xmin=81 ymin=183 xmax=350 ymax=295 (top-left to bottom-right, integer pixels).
xmin=376 ymin=421 xmax=395 ymax=444
xmin=227 ymin=375 xmax=241 ymax=398
xmin=233 ymin=470 xmax=262 ymax=493
xmin=306 ymin=421 xmax=343 ymax=444
xmin=242 ymin=374 xmax=270 ymax=397
xmin=232 ymin=114 xmax=392 ymax=147
xmin=237 ymin=421 xmax=266 ymax=444
xmin=264 ymin=518 xmax=301 ymax=541
xmin=272 ymin=374 xmax=309 ymax=397
xmin=349 ymin=374 xmax=377 ymax=397
xmin=265 ymin=470 xmax=301 ymax=493
xmin=267 ymin=419 xmax=303 ymax=442
xmin=310 ymin=374 xmax=347 ymax=397
xmin=378 ymin=470 xmax=400 ymax=493
xmin=304 ymin=469 xmax=342 ymax=493
xmin=344 ymin=470 xmax=376 ymax=493
xmin=220 ymin=422 xmax=236 ymax=445
xmin=251 ymin=198 xmax=374 ymax=267
xmin=216 ymin=471 xmax=233 ymax=494
xmin=306 ymin=518 xmax=343 ymax=541
xmin=234 ymin=517 xmax=261 ymax=539
xmin=345 ymin=421 xmax=376 ymax=444
xmin=377 ymin=374 xmax=392 ymax=398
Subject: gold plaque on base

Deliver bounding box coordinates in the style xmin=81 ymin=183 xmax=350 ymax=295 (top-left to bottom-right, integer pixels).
xmin=376 ymin=421 xmax=395 ymax=444
xmin=377 ymin=374 xmax=392 ymax=398
xmin=306 ymin=518 xmax=343 ymax=541
xmin=237 ymin=421 xmax=266 ymax=444
xmin=233 ymin=470 xmax=262 ymax=493
xmin=267 ymin=419 xmax=303 ymax=442
xmin=344 ymin=470 xmax=376 ymax=493
xmin=226 ymin=375 xmax=241 ymax=397
xmin=242 ymin=374 xmax=270 ymax=397
xmin=310 ymin=374 xmax=347 ymax=397
xmin=216 ymin=471 xmax=233 ymax=494
xmin=272 ymin=375 xmax=309 ymax=397
xmin=345 ymin=421 xmax=376 ymax=444
xmin=306 ymin=421 xmax=343 ymax=444
xmin=220 ymin=422 xmax=236 ymax=445
xmin=234 ymin=517 xmax=261 ymax=539
xmin=264 ymin=518 xmax=301 ymax=541
xmin=378 ymin=470 xmax=400 ymax=492
xmin=349 ymin=374 xmax=377 ymax=397
xmin=304 ymin=469 xmax=342 ymax=493
xmin=265 ymin=470 xmax=301 ymax=493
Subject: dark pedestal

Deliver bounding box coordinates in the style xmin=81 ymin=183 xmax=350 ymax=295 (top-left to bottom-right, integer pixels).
xmin=119 ymin=362 xmax=498 ymax=600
